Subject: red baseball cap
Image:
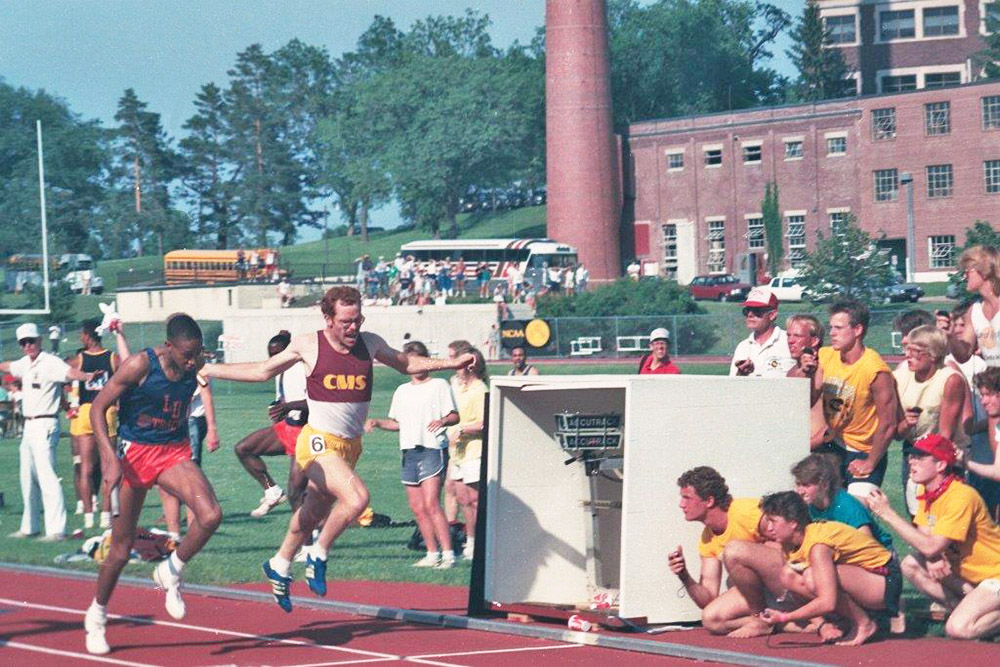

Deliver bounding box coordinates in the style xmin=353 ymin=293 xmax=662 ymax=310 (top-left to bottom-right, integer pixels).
xmin=743 ymin=286 xmax=778 ymax=309
xmin=904 ymin=433 xmax=957 ymax=466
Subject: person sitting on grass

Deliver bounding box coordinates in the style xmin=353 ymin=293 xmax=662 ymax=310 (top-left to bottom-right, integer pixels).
xmin=867 ymin=433 xmax=1000 ymax=640
xmin=366 ymin=340 xmax=459 ymax=569
xmin=753 ymin=491 xmax=902 ymax=646
xmin=667 ymin=467 xmax=781 ymax=637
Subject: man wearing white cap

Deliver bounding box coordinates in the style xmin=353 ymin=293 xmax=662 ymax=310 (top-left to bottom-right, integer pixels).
xmin=639 ymin=328 xmax=680 ymax=375
xmin=729 ymin=287 xmax=793 ymax=378
xmin=0 ymin=322 xmax=96 ymax=540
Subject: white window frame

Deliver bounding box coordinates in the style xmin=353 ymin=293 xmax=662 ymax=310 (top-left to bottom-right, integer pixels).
xmin=741 ymin=140 xmax=763 ymax=165
xmin=925 ymin=101 xmax=951 ymax=135
xmin=703 ymin=143 xmax=723 ymax=168
xmin=874 ymin=169 xmax=900 ymax=202
xmin=828 ymin=208 xmax=851 ymax=236
xmin=875 ymin=1 xmax=967 ymax=43
xmin=872 ymin=107 xmax=897 ymax=140
xmin=706 ymin=217 xmax=726 ymax=274
xmin=981 ymin=0 xmax=999 ymax=35
xmin=928 ymin=235 xmax=956 ymax=269
xmin=745 ymin=213 xmax=765 ymax=250
xmin=985 ymin=159 xmax=1000 ymax=194
xmin=926 ymin=164 xmax=954 ymax=198
xmin=662 ymin=221 xmax=680 ymax=279
xmin=783 ymin=136 xmax=804 ymax=160
xmin=983 ymin=95 xmax=1000 ymax=130
xmin=825 ymin=131 xmax=848 ymax=156
xmin=785 ymin=211 xmax=807 ymax=268
xmin=875 ymin=65 xmax=967 ymax=93
xmin=922 ymin=5 xmax=961 ymax=37
xmin=822 ymin=12 xmax=860 ymax=46
xmin=665 ymin=148 xmax=685 ymax=172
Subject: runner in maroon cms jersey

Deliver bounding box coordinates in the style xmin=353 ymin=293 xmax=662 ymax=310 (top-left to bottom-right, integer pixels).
xmin=200 ymin=286 xmax=477 ymax=612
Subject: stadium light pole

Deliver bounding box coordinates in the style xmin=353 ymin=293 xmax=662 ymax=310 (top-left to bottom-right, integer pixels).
xmin=900 ymin=171 xmax=915 ymax=282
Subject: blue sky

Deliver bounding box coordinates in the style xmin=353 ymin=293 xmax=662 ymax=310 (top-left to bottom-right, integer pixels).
xmin=0 ymin=0 xmax=803 ymax=235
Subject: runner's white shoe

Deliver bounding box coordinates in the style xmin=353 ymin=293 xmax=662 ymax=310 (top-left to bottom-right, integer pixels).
xmin=84 ymin=604 xmax=110 ymax=655
xmin=153 ymin=558 xmax=186 ymax=620
xmin=435 ymin=555 xmax=456 ymax=570
xmin=250 ymin=486 xmax=286 ymax=518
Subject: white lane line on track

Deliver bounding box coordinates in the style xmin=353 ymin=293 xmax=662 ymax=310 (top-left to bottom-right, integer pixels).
xmin=0 ymin=597 xmax=399 ymax=660
xmin=283 ymin=644 xmax=582 ymax=667
xmin=0 ymin=639 xmax=159 ymax=666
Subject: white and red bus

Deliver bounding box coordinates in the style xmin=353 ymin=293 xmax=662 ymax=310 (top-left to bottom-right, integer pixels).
xmin=398 ymin=239 xmax=578 ymax=282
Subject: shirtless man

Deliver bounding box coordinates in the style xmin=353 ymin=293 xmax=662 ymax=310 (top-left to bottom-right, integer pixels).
xmin=200 ymin=286 xmax=476 ymax=612
xmin=84 ymin=314 xmax=222 ymax=654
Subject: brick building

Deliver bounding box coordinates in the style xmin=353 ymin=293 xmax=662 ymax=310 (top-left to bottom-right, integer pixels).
xmin=625 ymin=80 xmax=1000 ymax=282
xmin=817 ymin=0 xmax=998 ymax=95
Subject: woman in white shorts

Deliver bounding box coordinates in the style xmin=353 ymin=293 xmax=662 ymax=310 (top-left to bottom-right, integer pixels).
xmin=366 ymin=341 xmax=458 ymax=568
xmin=447 ymin=346 xmax=488 ymax=560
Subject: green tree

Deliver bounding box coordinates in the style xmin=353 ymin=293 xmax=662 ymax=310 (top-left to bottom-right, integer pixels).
xmin=761 ymin=181 xmax=783 ymax=275
xmin=797 ymin=214 xmax=895 ymax=306
xmin=608 ymin=0 xmax=789 ymax=125
xmin=978 ymin=12 xmax=1000 ymax=78
xmin=786 ymin=2 xmax=853 ymax=101
xmin=947 ymin=220 xmax=1000 ymax=297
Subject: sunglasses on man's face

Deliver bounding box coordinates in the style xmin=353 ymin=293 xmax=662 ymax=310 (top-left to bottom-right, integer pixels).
xmin=742 ymin=307 xmax=770 ymax=317
xmin=18 ymin=338 xmax=39 ymax=347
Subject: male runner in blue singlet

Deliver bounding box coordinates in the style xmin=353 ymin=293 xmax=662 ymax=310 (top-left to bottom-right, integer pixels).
xmin=82 ymin=314 xmax=222 ymax=655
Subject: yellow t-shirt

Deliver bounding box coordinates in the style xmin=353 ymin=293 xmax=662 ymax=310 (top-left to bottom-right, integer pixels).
xmin=819 ymin=346 xmax=891 ymax=453
xmin=698 ymin=498 xmax=763 ymax=558
xmin=786 ymin=520 xmax=891 ymax=571
xmin=448 ymin=378 xmax=487 ymax=463
xmin=914 ymin=480 xmax=1000 ymax=584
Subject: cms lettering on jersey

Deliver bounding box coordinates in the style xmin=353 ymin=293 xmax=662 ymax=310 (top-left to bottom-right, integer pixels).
xmin=322 ymin=374 xmax=368 ymax=391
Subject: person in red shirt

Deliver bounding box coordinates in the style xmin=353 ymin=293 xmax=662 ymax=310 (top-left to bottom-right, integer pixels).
xmin=639 ymin=328 xmax=680 ymax=375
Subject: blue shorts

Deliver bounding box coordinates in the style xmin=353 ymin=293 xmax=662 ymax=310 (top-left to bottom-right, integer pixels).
xmin=401 ymin=446 xmax=447 ymax=486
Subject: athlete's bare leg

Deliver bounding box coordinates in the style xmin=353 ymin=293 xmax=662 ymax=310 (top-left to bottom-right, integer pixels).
xmin=945 ymin=583 xmax=1000 ymax=640
xmin=277 ymin=454 xmax=368 ymax=561
xmin=444 ymin=475 xmax=459 ymax=523
xmin=158 ymin=486 xmax=183 ymax=537
xmin=234 ymin=426 xmax=286 ymax=490
xmin=455 ymin=481 xmax=478 ymax=542
xmin=285 ymin=457 xmax=308 ymax=512
xmin=901 ymin=553 xmax=968 ymax=610
xmin=405 ymin=474 xmax=451 ymax=553
xmin=94 ymin=483 xmax=148 ymax=605
xmin=157 ymin=461 xmax=222 ymax=561
xmin=71 ymin=436 xmax=86 ymax=512
xmin=78 ymin=434 xmax=104 ymax=513
xmin=715 ymin=541 xmax=786 ymax=637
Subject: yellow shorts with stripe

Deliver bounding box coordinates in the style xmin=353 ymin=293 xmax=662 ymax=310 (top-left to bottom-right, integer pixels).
xmin=70 ymin=403 xmax=118 ymax=437
xmin=295 ymin=423 xmax=362 ymax=470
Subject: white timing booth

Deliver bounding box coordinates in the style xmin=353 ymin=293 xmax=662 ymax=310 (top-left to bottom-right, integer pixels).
xmin=483 ymin=374 xmax=809 ymax=624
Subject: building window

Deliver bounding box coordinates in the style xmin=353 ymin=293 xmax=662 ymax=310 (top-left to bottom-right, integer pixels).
xmin=872 ymin=108 xmax=897 ymax=140
xmin=837 ymin=77 xmax=859 ymax=97
xmin=983 ymin=95 xmax=1000 ymax=129
xmin=667 ymin=152 xmax=684 ymax=170
xmin=881 ymin=74 xmax=917 ymax=92
xmin=925 ymin=71 xmax=961 ymax=88
xmin=986 ymin=159 xmax=1000 ymax=193
xmin=927 ymin=164 xmax=954 ymax=198
xmin=662 ymin=224 xmax=678 ymax=279
xmin=745 ymin=215 xmax=765 ymax=250
xmin=743 ymin=144 xmax=762 ymax=164
xmin=825 ymin=14 xmax=857 ymax=43
xmin=987 ymin=1 xmax=1000 ymax=31
xmin=785 ymin=140 xmax=803 ymax=159
xmin=785 ymin=214 xmax=807 ymax=268
xmin=705 ymin=148 xmax=722 ymax=166
xmin=880 ymin=9 xmax=916 ymax=39
xmin=925 ymin=102 xmax=951 ymax=135
xmin=929 ymin=235 xmax=956 ymax=269
xmin=827 ymin=136 xmax=847 ymax=155
xmin=923 ymin=6 xmax=960 ymax=36
xmin=706 ymin=219 xmax=726 ymax=273
xmin=830 ymin=210 xmax=850 ymax=236
xmin=874 ymin=169 xmax=899 ymax=202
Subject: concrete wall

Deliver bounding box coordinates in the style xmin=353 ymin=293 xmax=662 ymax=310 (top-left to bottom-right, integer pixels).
xmin=219 ymin=303 xmax=498 ymax=363
xmin=115 ymin=283 xmax=313 ymax=322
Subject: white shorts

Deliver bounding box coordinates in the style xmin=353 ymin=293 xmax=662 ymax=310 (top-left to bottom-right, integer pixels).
xmin=449 ymin=457 xmax=481 ymax=484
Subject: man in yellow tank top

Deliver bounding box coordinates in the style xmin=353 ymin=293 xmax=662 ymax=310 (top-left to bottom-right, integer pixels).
xmin=818 ymin=299 xmax=896 ymax=486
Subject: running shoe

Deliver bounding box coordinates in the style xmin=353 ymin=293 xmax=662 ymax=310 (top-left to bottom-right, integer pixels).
xmin=262 ymin=561 xmax=292 ymax=612
xmin=84 ymin=604 xmax=110 ymax=655
xmin=435 ymin=555 xmax=456 ymax=570
xmin=250 ymin=486 xmax=286 ymax=518
xmin=412 ymin=553 xmax=440 ymax=568
xmin=153 ymin=559 xmax=186 ymax=620
xmin=305 ymin=553 xmax=327 ymax=597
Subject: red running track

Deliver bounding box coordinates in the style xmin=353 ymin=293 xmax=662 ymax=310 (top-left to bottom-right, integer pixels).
xmin=0 ymin=566 xmax=996 ymax=666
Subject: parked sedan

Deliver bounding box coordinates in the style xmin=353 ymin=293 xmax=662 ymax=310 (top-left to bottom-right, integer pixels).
xmin=763 ymin=275 xmax=805 ymax=302
xmin=885 ymin=275 xmax=924 ymax=303
xmin=688 ymin=274 xmax=753 ymax=301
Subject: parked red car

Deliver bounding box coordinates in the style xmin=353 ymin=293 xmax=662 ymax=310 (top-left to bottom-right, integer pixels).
xmin=687 ymin=274 xmax=753 ymax=301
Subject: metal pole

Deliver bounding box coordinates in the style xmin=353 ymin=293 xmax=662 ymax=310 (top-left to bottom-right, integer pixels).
xmin=901 ymin=172 xmax=915 ymax=282
xmin=37 ymin=120 xmax=51 ymax=314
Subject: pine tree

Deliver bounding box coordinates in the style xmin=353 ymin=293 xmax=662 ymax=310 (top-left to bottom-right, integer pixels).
xmin=761 ymin=182 xmax=783 ymax=276
xmin=978 ymin=12 xmax=1000 ymax=78
xmin=786 ymin=2 xmax=853 ymax=101
xmin=798 ymin=214 xmax=895 ymax=306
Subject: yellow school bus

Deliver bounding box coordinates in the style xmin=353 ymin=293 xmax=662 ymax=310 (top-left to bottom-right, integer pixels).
xmin=163 ymin=249 xmax=279 ymax=285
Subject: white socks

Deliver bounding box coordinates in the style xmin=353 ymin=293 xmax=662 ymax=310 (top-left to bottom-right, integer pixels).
xmin=270 ymin=555 xmax=292 ymax=577
xmin=169 ymin=551 xmax=186 ymax=575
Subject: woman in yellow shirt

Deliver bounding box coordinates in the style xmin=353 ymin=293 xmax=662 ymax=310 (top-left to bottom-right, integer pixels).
xmin=756 ymin=491 xmax=901 ymax=647
xmin=447 ymin=346 xmax=488 ymax=560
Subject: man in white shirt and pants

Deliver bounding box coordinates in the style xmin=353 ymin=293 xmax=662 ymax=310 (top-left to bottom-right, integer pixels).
xmin=0 ymin=323 xmax=95 ymax=539
xmin=729 ymin=287 xmax=794 ymax=378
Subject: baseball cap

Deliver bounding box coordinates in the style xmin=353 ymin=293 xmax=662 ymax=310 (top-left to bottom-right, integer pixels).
xmin=649 ymin=327 xmax=670 ymax=342
xmin=15 ymin=323 xmax=40 ymax=342
xmin=904 ymin=433 xmax=957 ymax=466
xmin=743 ymin=286 xmax=778 ymax=309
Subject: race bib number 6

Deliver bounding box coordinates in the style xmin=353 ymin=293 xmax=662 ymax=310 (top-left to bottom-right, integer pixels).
xmin=309 ymin=435 xmax=326 ymax=454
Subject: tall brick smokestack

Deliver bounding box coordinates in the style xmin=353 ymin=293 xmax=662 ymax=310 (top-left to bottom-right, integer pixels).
xmin=546 ymin=0 xmax=621 ymax=281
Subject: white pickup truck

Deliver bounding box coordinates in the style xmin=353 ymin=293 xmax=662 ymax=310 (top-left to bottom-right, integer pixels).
xmin=59 ymin=254 xmax=104 ymax=294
